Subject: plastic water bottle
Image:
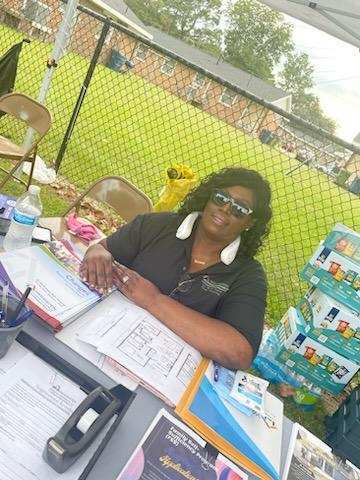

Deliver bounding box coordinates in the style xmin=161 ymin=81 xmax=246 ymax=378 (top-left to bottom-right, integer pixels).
xmin=3 ymin=186 xmax=42 ymax=251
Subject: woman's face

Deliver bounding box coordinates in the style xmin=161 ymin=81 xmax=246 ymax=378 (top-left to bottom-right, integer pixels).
xmin=200 ymin=185 xmax=255 ymax=243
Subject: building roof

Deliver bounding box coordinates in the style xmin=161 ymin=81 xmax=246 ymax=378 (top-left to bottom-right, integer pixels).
xmin=100 ymin=0 xmax=145 ymax=28
xmin=84 ymin=0 xmax=151 ymax=39
xmin=146 ymin=26 xmax=289 ymax=103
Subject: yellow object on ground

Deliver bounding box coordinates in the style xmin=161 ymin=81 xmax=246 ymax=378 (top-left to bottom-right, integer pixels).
xmin=153 ymin=164 xmax=197 ymax=212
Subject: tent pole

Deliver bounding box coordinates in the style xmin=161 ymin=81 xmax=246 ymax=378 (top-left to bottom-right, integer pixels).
xmin=37 ymin=0 xmax=79 ymax=105
xmin=54 ymin=20 xmax=110 ymax=172
xmin=16 ymin=0 xmax=79 ymax=177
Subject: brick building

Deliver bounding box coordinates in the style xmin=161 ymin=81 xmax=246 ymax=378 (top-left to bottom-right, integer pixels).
xmin=0 ymin=0 xmax=291 ymax=136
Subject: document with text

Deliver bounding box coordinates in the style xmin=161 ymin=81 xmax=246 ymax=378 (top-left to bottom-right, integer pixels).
xmin=0 ymin=242 xmax=100 ymax=331
xmin=56 ymin=304 xmax=139 ymax=392
xmin=76 ymin=291 xmax=202 ymax=406
xmin=0 ymin=353 xmax=112 ymax=480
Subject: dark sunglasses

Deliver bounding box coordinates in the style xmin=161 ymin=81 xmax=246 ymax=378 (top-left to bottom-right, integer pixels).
xmin=211 ymin=189 xmax=253 ymax=218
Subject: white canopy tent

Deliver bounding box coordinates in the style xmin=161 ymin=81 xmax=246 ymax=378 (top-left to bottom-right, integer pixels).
xmin=258 ymin=1 xmax=360 ymax=49
xmin=83 ymin=0 xmax=152 ymax=40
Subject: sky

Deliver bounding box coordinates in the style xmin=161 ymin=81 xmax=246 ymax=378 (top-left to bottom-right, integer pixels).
xmin=288 ymin=16 xmax=360 ymax=143
xmin=219 ymin=1 xmax=360 ymax=142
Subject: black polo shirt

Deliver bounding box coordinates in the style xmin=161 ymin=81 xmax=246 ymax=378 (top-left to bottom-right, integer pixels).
xmin=107 ymin=212 xmax=267 ymax=356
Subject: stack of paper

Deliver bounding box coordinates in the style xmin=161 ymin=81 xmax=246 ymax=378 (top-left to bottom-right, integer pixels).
xmin=56 ymin=307 xmax=140 ymax=392
xmin=57 ymin=291 xmax=202 ymax=406
xmin=0 ymin=349 xmax=115 ymax=480
xmin=0 ymin=241 xmax=101 ymax=331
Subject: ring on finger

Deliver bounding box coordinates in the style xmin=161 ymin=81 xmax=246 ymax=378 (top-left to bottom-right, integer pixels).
xmin=122 ymin=275 xmax=130 ymax=284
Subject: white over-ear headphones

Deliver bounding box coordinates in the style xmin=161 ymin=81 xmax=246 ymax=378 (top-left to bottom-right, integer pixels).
xmin=176 ymin=213 xmax=241 ymax=265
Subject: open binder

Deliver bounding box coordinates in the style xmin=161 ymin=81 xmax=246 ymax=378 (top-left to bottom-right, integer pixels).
xmin=15 ymin=331 xmax=136 ymax=480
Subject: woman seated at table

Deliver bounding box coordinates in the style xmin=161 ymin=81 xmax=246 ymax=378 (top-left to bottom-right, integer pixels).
xmin=80 ymin=167 xmax=272 ymax=370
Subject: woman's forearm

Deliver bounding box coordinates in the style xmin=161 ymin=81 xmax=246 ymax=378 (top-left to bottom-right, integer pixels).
xmin=148 ymin=293 xmax=253 ymax=370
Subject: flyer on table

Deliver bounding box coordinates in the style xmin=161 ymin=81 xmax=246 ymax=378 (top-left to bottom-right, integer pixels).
xmin=117 ymin=409 xmax=259 ymax=480
xmin=0 ymin=242 xmax=100 ymax=329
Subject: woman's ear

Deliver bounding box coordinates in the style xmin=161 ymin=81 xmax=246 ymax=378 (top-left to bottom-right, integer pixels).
xmin=243 ymin=217 xmax=255 ymax=232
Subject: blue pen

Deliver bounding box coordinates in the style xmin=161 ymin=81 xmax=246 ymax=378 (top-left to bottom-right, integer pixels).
xmin=0 ymin=283 xmax=9 ymax=328
xmin=213 ymin=362 xmax=220 ymax=382
xmin=7 ymin=309 xmax=33 ymax=328
xmin=7 ymin=287 xmax=32 ymax=328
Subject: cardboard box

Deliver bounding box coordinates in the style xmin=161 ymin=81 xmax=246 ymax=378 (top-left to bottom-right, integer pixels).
xmin=322 ymin=223 xmax=360 ymax=266
xmin=273 ymin=307 xmax=359 ymax=395
xmin=300 ymin=244 xmax=360 ymax=312
xmin=297 ymin=287 xmax=360 ymax=362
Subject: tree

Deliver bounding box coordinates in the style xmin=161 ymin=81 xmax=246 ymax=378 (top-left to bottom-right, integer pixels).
xmin=189 ymin=28 xmax=223 ymax=56
xmin=126 ymin=0 xmax=336 ymax=132
xmin=224 ymin=0 xmax=293 ymax=83
xmin=279 ymin=52 xmax=337 ymax=133
xmin=158 ymin=0 xmax=222 ymax=39
xmin=292 ymin=93 xmax=337 ymax=133
xmin=126 ymin=0 xmax=223 ymax=55
xmin=124 ymin=0 xmax=164 ymax=29
xmin=278 ymin=51 xmax=313 ymax=104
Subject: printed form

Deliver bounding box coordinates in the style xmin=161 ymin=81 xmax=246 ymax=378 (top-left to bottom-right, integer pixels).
xmin=0 ymin=341 xmax=28 ymax=376
xmin=56 ymin=298 xmax=139 ymax=391
xmin=0 ymin=353 xmax=112 ymax=480
xmin=0 ymin=246 xmax=99 ymax=326
xmin=77 ymin=291 xmax=202 ymax=405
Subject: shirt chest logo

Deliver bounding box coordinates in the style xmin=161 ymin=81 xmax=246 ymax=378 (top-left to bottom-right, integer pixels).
xmin=201 ymin=275 xmax=229 ymax=296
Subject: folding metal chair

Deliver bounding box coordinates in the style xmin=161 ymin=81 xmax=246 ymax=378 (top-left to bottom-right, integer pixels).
xmin=0 ymin=92 xmax=52 ymax=190
xmin=40 ymin=175 xmax=153 ymax=246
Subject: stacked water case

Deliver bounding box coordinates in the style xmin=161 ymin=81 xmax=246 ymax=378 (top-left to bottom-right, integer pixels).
xmin=271 ymin=224 xmax=360 ymax=396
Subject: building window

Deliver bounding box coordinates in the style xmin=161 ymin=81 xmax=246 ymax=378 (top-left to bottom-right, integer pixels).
xmin=160 ymin=58 xmax=176 ymax=76
xmin=134 ymin=44 xmax=149 ymax=62
xmin=22 ymin=0 xmax=50 ymax=28
xmin=107 ymin=49 xmax=128 ymax=71
xmin=220 ymin=87 xmax=237 ymax=107
xmin=237 ymin=103 xmax=264 ymax=134
xmin=192 ymin=72 xmax=206 ymax=88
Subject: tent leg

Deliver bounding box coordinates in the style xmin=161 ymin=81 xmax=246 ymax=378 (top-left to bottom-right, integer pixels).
xmin=54 ymin=20 xmax=110 ymax=172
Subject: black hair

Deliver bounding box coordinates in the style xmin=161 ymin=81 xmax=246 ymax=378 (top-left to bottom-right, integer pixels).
xmin=178 ymin=167 xmax=272 ymax=258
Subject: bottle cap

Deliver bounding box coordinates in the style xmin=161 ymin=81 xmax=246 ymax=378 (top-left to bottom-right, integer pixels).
xmin=28 ymin=185 xmax=40 ymax=195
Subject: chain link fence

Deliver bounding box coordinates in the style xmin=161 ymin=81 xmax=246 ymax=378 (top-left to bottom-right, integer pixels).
xmin=0 ymin=0 xmax=359 ymax=324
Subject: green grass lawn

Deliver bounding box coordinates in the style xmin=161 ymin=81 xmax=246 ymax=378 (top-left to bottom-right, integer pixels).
xmin=1 ymin=23 xmax=359 ymax=435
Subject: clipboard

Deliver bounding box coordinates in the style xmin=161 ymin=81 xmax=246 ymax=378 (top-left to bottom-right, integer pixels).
xmin=16 ymin=330 xmax=136 ymax=480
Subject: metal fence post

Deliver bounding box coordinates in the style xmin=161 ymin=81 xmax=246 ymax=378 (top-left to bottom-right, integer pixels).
xmin=54 ymin=19 xmax=110 ymax=172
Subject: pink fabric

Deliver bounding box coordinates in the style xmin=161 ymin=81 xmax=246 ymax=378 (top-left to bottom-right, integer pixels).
xmin=66 ymin=213 xmax=101 ymax=242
